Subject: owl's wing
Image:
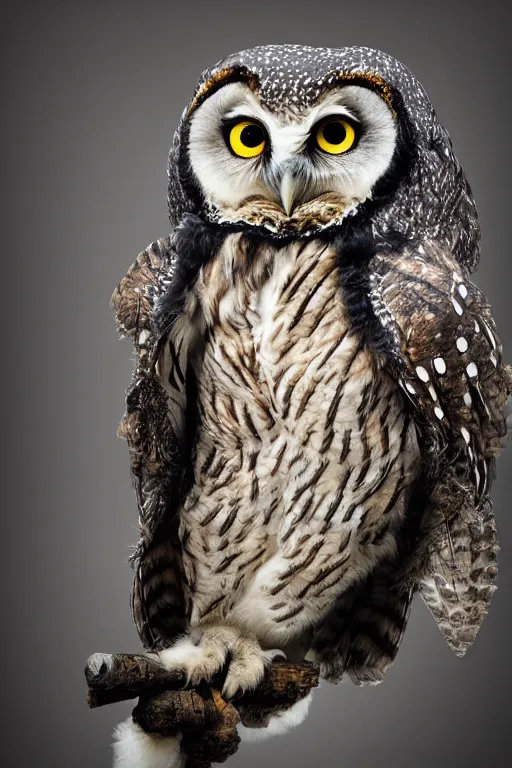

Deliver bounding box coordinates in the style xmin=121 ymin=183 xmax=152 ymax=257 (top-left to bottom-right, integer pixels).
xmin=112 ymin=234 xmax=201 ymax=651
xmin=368 ymin=241 xmax=510 ymax=656
xmin=311 ymin=240 xmax=509 ymax=684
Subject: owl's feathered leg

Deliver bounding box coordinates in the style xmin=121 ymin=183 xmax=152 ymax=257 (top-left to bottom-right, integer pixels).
xmin=112 ymin=716 xmax=184 ymax=768
xmin=159 ymin=625 xmax=285 ymax=699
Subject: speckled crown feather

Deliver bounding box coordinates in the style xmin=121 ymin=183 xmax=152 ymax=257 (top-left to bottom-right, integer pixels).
xmin=167 ymin=44 xmax=480 ymax=271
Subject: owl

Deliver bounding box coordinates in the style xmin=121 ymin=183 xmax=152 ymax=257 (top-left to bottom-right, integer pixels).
xmin=111 ymin=45 xmax=510 ymax=767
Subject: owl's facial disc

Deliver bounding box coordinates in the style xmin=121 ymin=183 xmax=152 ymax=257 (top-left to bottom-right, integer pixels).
xmin=187 ymin=81 xmax=398 ymax=233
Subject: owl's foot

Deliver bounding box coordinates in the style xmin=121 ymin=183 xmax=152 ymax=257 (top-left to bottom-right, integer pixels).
xmin=159 ymin=624 xmax=285 ymax=699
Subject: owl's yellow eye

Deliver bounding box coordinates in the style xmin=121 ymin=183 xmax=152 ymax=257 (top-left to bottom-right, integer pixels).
xmin=316 ymin=119 xmax=357 ymax=155
xmin=228 ymin=121 xmax=267 ymax=158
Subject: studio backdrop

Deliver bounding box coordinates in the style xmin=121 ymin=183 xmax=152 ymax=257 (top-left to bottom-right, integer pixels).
xmin=4 ymin=2 xmax=510 ymax=767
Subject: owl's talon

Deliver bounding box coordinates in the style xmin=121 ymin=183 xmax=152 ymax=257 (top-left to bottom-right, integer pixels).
xmin=159 ymin=625 xmax=271 ymax=697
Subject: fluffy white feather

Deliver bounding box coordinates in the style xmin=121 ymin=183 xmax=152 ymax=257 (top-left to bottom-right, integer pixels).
xmin=112 ymin=717 xmax=184 ymax=768
xmin=237 ymin=692 xmax=314 ymax=743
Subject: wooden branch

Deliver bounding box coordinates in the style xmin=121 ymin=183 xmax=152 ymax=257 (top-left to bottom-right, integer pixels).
xmin=85 ymin=652 xmax=319 ymax=767
xmin=85 ymin=652 xmax=186 ymax=708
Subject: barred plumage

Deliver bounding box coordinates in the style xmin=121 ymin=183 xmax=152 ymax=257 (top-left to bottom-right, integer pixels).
xmin=172 ymin=237 xmax=420 ymax=650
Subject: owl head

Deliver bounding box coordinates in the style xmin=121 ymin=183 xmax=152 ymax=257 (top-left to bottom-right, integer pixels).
xmin=167 ymin=45 xmax=479 ymax=269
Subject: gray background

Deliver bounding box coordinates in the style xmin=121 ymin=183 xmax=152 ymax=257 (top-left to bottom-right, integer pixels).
xmin=4 ymin=1 xmax=511 ymax=766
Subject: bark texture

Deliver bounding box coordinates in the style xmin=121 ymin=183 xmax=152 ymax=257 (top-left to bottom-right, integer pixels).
xmin=85 ymin=653 xmax=319 ymax=767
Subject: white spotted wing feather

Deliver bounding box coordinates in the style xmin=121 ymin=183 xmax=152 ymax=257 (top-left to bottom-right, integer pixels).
xmin=370 ymin=242 xmax=511 ymax=655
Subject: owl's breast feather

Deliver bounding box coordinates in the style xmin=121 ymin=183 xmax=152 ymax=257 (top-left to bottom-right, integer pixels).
xmin=177 ymin=237 xmax=419 ymax=642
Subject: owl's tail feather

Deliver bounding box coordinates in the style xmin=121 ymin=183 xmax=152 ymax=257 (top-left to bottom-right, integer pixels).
xmin=112 ymin=716 xmax=184 ymax=768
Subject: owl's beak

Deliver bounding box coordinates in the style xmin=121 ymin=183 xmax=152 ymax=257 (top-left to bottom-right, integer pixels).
xmin=279 ymin=170 xmax=299 ymax=216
